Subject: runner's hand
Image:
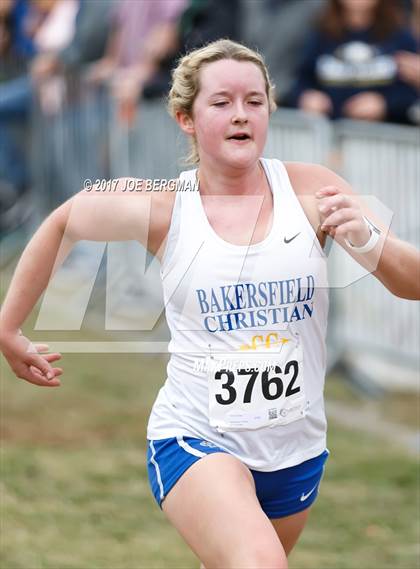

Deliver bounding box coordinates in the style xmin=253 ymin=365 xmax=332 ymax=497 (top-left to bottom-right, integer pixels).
xmin=316 ymin=186 xmax=371 ymax=247
xmin=0 ymin=331 xmax=62 ymax=387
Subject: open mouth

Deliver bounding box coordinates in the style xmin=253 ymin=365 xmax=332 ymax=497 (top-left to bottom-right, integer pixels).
xmin=227 ymin=134 xmax=251 ymax=141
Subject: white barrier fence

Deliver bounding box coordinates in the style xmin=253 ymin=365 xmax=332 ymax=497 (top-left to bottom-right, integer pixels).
xmin=330 ymin=120 xmax=419 ymax=390
xmin=264 ymin=108 xmax=332 ymax=164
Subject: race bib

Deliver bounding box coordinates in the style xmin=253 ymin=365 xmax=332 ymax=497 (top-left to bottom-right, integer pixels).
xmin=207 ymin=333 xmax=306 ymax=432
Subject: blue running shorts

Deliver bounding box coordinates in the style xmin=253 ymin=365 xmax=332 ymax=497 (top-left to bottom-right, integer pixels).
xmin=147 ymin=436 xmax=329 ymax=519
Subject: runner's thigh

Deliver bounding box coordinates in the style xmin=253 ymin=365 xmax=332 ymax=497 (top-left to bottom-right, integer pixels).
xmin=162 ymin=452 xmax=288 ymax=569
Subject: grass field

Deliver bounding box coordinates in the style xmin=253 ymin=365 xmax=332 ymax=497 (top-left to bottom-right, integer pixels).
xmin=1 ymin=345 xmax=419 ymax=569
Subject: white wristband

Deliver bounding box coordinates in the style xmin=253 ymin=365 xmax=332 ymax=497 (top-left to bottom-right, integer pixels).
xmin=344 ymin=217 xmax=381 ymax=254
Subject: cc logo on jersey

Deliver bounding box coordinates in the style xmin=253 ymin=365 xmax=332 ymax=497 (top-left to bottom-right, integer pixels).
xmin=239 ymin=332 xmax=291 ymax=351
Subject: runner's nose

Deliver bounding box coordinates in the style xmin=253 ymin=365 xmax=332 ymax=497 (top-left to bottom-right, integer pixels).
xmin=231 ymin=102 xmax=248 ymax=124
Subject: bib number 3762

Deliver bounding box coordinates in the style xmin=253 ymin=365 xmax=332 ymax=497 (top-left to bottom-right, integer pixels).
xmin=207 ymin=346 xmax=306 ymax=432
xmin=214 ymin=362 xmax=299 ymax=405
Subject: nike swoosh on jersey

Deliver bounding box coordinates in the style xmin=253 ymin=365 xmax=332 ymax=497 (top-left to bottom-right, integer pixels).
xmin=284 ymin=232 xmax=301 ymax=244
xmin=300 ymin=483 xmax=319 ymax=502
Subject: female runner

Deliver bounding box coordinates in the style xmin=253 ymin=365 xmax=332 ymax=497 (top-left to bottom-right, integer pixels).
xmin=1 ymin=40 xmax=419 ymax=568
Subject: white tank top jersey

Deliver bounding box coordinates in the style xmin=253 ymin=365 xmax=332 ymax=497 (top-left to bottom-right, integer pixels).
xmin=147 ymin=158 xmax=329 ymax=471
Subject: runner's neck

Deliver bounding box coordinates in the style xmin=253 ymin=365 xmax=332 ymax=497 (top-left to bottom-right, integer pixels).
xmin=197 ymin=160 xmax=266 ymax=197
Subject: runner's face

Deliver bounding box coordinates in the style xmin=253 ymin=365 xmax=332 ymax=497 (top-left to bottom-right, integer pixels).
xmin=191 ymin=59 xmax=270 ymax=169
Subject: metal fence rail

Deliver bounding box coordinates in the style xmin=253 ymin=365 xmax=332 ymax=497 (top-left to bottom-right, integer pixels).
xmin=108 ymin=99 xmax=188 ymax=180
xmin=329 ymin=120 xmax=419 ymax=390
xmin=264 ymin=108 xmax=332 ymax=164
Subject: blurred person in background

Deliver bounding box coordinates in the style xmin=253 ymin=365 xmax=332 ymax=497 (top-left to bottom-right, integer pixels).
xmin=31 ymin=0 xmax=113 ymax=82
xmin=0 ymin=0 xmax=72 ymax=234
xmin=142 ymin=0 xmax=242 ymax=88
xmin=0 ymin=0 xmax=30 ymax=234
xmin=143 ymin=0 xmax=241 ymax=100
xmin=85 ymin=0 xmax=241 ymax=126
xmin=240 ymin=0 xmax=326 ymax=106
xmin=0 ymin=0 xmax=35 ymax=75
xmin=288 ymin=0 xmax=418 ymax=124
xmin=178 ymin=0 xmax=240 ymax=52
xmin=0 ymin=0 xmax=80 ymax=117
xmin=405 ymin=0 xmax=420 ymax=40
xmin=0 ymin=0 xmax=112 ymax=236
xmin=395 ymin=0 xmax=420 ymax=123
xmin=28 ymin=0 xmax=79 ymax=114
xmin=85 ymin=0 xmax=187 ymax=126
xmin=29 ymin=0 xmax=113 ymax=211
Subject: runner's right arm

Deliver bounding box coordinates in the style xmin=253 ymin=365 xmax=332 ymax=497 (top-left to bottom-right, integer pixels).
xmin=0 ymin=179 xmax=172 ymax=387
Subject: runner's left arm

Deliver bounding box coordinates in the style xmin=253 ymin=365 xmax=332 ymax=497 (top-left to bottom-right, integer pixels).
xmin=309 ymin=165 xmax=420 ymax=300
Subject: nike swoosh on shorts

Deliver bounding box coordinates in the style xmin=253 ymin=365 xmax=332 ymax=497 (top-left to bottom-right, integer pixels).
xmin=300 ymin=483 xmax=319 ymax=502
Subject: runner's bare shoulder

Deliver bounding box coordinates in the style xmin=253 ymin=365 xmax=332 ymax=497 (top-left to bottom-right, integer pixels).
xmin=283 ymin=162 xmax=343 ymax=196
xmin=56 ymin=177 xmax=177 ymax=256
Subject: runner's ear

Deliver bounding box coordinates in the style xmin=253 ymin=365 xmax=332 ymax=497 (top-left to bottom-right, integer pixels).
xmin=175 ymin=111 xmax=195 ymax=135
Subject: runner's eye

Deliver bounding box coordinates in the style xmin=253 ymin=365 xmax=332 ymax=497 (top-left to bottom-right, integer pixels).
xmin=249 ymin=101 xmax=263 ymax=105
xmin=213 ymin=101 xmax=228 ymax=107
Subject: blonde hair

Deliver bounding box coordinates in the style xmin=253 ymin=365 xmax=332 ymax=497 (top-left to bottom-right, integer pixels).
xmin=167 ymin=38 xmax=277 ymax=165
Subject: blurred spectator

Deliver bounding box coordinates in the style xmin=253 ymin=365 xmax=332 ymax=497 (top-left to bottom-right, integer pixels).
xmin=0 ymin=0 xmax=79 ymax=144
xmin=142 ymin=0 xmax=240 ymax=102
xmin=0 ymin=0 xmax=44 ymax=234
xmin=406 ymin=0 xmax=420 ymax=41
xmin=86 ymin=0 xmax=187 ymax=126
xmin=29 ymin=0 xmax=78 ymax=113
xmin=0 ymin=0 xmax=110 ymax=234
xmin=240 ymin=0 xmax=326 ymax=105
xmin=0 ymin=1 xmax=21 ymax=234
xmin=288 ymin=0 xmax=418 ymax=124
xmin=143 ymin=0 xmax=241 ymax=101
xmin=1 ymin=0 xmax=112 ymax=110
xmin=394 ymin=0 xmax=420 ymax=123
xmin=395 ymin=51 xmax=420 ymax=90
xmin=31 ymin=0 xmax=113 ymax=81
xmin=0 ymin=0 xmax=113 ymax=120
xmin=0 ymin=0 xmax=80 ymax=128
xmin=179 ymin=0 xmax=240 ymax=51
xmin=0 ymin=0 xmax=32 ymax=80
